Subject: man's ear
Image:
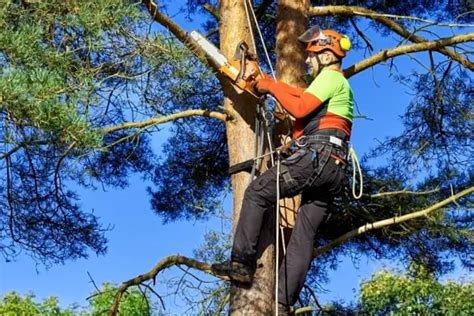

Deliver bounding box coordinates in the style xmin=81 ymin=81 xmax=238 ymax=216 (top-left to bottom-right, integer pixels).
xmin=327 ymin=52 xmax=340 ymax=64
xmin=321 ymin=52 xmax=333 ymax=63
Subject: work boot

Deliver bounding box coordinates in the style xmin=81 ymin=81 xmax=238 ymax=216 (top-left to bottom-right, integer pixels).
xmin=277 ymin=303 xmax=294 ymax=316
xmin=211 ymin=261 xmax=254 ymax=284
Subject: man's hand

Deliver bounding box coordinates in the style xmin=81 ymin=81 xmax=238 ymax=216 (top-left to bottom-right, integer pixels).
xmin=254 ymin=74 xmax=275 ymax=95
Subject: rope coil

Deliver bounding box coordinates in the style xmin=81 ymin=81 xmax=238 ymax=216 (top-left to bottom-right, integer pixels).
xmin=349 ymin=146 xmax=363 ymax=199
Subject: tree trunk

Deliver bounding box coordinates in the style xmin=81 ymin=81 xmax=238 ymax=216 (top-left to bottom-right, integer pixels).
xmin=275 ymin=0 xmax=309 ymax=233
xmin=220 ymin=0 xmax=308 ymax=314
xmin=219 ymin=0 xmax=275 ymax=314
xmin=276 ymin=0 xmax=309 ymax=87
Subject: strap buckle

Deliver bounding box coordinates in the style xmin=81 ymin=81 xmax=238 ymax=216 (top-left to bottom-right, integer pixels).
xmin=329 ymin=135 xmax=343 ymax=147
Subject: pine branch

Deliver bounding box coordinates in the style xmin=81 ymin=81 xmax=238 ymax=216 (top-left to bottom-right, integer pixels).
xmin=309 ymin=5 xmax=474 ymax=71
xmin=1 ymin=141 xmax=50 ymax=160
xmin=311 ymin=5 xmax=474 ymax=27
xmin=109 ymin=255 xmax=227 ymax=316
xmin=141 ymin=0 xmax=222 ymax=72
xmin=101 ymin=109 xmax=229 ymax=135
xmin=344 ymin=33 xmax=474 ymax=77
xmin=313 ymin=186 xmax=474 ymax=257
xmin=369 ymin=188 xmax=441 ymax=198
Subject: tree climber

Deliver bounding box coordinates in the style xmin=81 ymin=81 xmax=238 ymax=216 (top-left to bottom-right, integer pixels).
xmin=213 ymin=26 xmax=353 ymax=314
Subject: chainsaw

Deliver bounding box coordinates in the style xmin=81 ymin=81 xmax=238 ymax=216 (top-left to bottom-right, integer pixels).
xmin=190 ymin=30 xmax=265 ymax=98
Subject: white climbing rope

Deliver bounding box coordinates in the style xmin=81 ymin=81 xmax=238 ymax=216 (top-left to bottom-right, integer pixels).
xmin=349 ymin=146 xmax=363 ymax=199
xmin=242 ymin=2 xmax=287 ymax=314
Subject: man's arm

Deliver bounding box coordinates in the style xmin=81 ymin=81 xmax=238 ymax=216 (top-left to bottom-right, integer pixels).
xmin=255 ymin=78 xmax=324 ymax=119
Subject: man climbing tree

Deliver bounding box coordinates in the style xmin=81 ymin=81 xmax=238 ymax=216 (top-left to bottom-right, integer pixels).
xmin=212 ymin=26 xmax=354 ymax=314
xmin=2 ymin=0 xmax=473 ymax=315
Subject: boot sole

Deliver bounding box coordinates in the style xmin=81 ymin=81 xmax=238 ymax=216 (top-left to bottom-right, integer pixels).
xmin=228 ymin=273 xmax=252 ymax=284
xmin=211 ymin=263 xmax=253 ymax=284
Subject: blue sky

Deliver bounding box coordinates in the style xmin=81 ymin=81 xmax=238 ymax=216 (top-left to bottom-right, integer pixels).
xmin=1 ymin=2 xmax=471 ymax=313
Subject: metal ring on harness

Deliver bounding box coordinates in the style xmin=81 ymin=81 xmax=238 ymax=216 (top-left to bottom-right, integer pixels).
xmin=264 ymin=110 xmax=274 ymax=122
xmin=294 ymin=136 xmax=308 ymax=148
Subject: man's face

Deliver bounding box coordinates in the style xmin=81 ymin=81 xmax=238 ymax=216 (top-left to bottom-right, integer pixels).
xmin=305 ymin=52 xmax=321 ymax=77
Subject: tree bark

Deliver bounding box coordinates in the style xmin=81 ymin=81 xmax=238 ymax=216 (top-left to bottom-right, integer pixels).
xmin=275 ymin=0 xmax=309 ymax=231
xmin=276 ymin=0 xmax=309 ymax=87
xmin=219 ymin=0 xmax=274 ymax=314
xmin=221 ymin=1 xmax=310 ymax=313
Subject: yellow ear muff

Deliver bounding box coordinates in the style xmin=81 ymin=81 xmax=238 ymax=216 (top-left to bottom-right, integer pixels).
xmin=340 ymin=35 xmax=352 ymax=51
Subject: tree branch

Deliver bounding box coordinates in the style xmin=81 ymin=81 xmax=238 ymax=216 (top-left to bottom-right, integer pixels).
xmin=310 ymin=5 xmax=474 ymax=71
xmin=343 ymin=33 xmax=474 ymax=77
xmin=313 ymin=186 xmax=474 ymax=257
xmin=109 ymin=255 xmax=228 ymax=316
xmin=350 ymin=17 xmax=374 ymax=52
xmin=1 ymin=140 xmax=51 ymax=160
xmin=102 ymin=109 xmax=229 ymax=135
xmin=141 ymin=0 xmax=222 ymax=72
xmin=109 ymin=186 xmax=473 ymax=314
xmin=310 ymin=5 xmax=474 ymax=27
xmin=203 ymin=3 xmax=220 ymax=20
xmin=369 ymin=188 xmax=441 ymax=198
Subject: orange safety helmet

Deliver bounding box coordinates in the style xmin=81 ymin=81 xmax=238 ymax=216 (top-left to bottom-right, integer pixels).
xmin=298 ymin=26 xmax=351 ymax=58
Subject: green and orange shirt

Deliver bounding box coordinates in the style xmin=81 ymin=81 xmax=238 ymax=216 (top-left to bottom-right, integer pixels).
xmin=267 ymin=69 xmax=354 ymax=139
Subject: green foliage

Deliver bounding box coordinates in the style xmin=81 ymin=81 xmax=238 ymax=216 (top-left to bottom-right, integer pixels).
xmin=360 ymin=265 xmax=474 ymax=315
xmin=0 ymin=0 xmax=219 ymax=264
xmin=0 ymin=292 xmax=76 ymax=315
xmin=0 ymin=284 xmax=154 ymax=315
xmin=88 ymin=283 xmax=151 ymax=315
xmin=0 ymin=0 xmax=141 ymax=148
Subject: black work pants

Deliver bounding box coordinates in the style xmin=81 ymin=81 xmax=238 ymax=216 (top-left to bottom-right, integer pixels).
xmin=231 ymin=145 xmax=346 ymax=306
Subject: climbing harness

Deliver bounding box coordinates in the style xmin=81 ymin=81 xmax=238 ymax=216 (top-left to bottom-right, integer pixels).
xmin=278 ymin=133 xmax=349 ymax=193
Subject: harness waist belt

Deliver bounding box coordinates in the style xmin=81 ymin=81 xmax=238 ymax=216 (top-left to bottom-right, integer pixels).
xmin=296 ymin=134 xmax=349 ymax=156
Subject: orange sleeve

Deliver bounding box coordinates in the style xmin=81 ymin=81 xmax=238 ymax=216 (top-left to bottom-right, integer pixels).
xmin=273 ymin=81 xmax=305 ymax=97
xmin=268 ymin=83 xmax=323 ymax=119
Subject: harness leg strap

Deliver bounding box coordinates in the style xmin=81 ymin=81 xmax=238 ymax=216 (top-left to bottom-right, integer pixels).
xmin=304 ymin=145 xmax=331 ymax=188
xmin=279 ymin=164 xmax=300 ymax=195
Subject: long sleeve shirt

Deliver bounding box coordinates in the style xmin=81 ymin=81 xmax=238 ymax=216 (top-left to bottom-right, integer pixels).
xmin=266 ymin=69 xmax=354 ymax=139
